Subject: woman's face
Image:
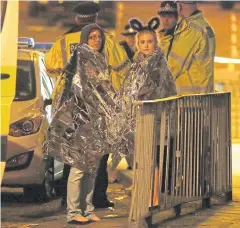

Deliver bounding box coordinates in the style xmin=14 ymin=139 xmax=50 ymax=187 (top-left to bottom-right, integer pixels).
xmin=137 ymin=32 xmax=156 ymax=56
xmin=88 ymin=29 xmax=103 ymax=52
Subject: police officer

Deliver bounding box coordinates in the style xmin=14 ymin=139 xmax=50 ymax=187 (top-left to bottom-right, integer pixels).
xmin=167 ymin=1 xmax=216 ymax=95
xmin=157 ymin=1 xmax=178 ymax=57
xmin=46 ymin=1 xmax=130 ymax=210
xmin=119 ymin=24 xmax=136 ymax=62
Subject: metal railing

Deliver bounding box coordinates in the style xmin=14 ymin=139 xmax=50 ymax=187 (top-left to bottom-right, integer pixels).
xmin=129 ymin=92 xmax=232 ymax=227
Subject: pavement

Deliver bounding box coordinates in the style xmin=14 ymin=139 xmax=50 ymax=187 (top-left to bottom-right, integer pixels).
xmin=2 ymin=177 xmax=239 ymax=228
xmin=1 ymin=183 xmax=130 ymax=228
xmin=115 ymin=144 xmax=240 ymax=227
xmin=2 ymin=145 xmax=239 ymax=228
xmin=152 ymin=175 xmax=240 ymax=228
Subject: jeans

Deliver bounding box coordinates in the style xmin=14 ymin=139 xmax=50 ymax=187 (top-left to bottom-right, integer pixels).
xmin=67 ymin=167 xmax=96 ymax=221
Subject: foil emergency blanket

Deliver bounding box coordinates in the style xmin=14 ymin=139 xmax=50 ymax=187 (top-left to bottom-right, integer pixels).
xmin=43 ymin=44 xmax=133 ymax=173
xmin=124 ymin=50 xmax=176 ymax=101
xmin=123 ymin=50 xmax=177 ymax=143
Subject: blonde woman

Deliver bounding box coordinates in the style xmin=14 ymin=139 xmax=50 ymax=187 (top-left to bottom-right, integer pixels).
xmin=124 ymin=17 xmax=177 ymax=206
xmin=125 ymin=17 xmax=176 ymax=101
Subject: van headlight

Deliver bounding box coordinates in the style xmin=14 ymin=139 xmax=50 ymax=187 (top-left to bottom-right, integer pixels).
xmin=9 ymin=116 xmax=43 ymax=137
xmin=5 ymin=151 xmax=34 ymax=171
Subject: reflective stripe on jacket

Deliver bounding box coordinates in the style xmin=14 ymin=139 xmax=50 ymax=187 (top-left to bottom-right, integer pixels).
xmin=168 ymin=11 xmax=216 ymax=95
xmin=45 ymin=31 xmax=130 ymax=100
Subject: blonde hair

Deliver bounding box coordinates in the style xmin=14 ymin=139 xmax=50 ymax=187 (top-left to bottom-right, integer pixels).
xmin=135 ymin=30 xmax=158 ymax=51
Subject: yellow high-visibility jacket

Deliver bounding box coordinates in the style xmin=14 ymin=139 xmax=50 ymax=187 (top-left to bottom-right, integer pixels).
xmin=45 ymin=31 xmax=130 ymax=99
xmin=158 ymin=30 xmax=174 ymax=57
xmin=168 ymin=11 xmax=216 ymax=95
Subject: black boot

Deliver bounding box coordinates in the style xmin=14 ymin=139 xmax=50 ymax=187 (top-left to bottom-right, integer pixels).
xmin=61 ymin=196 xmax=67 ymax=207
xmin=94 ymin=200 xmax=114 ymax=208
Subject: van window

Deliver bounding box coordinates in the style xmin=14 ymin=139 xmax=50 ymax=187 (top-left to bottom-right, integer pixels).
xmin=0 ymin=1 xmax=7 ymax=32
xmin=14 ymin=60 xmax=36 ymax=101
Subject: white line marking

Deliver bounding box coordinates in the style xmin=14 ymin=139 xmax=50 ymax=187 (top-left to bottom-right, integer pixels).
xmin=214 ymin=56 xmax=240 ymax=64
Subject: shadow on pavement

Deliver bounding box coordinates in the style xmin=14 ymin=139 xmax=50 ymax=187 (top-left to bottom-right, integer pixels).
xmin=1 ymin=191 xmax=61 ymax=206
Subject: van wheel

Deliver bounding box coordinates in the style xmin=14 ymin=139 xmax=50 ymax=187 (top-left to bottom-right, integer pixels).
xmin=23 ymin=172 xmax=56 ymax=202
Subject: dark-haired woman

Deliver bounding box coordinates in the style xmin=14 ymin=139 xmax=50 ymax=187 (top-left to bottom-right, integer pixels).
xmin=53 ymin=24 xmax=112 ymax=224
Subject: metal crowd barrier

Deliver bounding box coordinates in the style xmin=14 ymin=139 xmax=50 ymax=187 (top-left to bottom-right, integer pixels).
xmin=129 ymin=92 xmax=232 ymax=227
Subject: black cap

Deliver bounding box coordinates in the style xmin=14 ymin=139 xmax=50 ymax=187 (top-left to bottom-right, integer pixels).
xmin=72 ymin=1 xmax=100 ymax=16
xmin=72 ymin=1 xmax=100 ymax=24
xmin=121 ymin=24 xmax=137 ymax=36
xmin=158 ymin=1 xmax=178 ymax=16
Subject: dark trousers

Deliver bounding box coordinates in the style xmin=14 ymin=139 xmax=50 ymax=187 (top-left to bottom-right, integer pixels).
xmin=92 ymin=154 xmax=109 ymax=205
xmin=58 ymin=163 xmax=70 ymax=202
xmin=59 ymin=154 xmax=109 ymax=206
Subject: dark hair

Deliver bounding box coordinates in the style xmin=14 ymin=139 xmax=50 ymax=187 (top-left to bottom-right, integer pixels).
xmin=80 ymin=24 xmax=105 ymax=53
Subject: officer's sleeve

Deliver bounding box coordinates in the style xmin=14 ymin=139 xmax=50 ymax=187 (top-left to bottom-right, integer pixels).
xmin=158 ymin=34 xmax=173 ymax=57
xmin=159 ymin=56 xmax=177 ymax=97
xmin=193 ymin=28 xmax=215 ymax=93
xmin=45 ymin=38 xmax=64 ymax=78
xmin=105 ymin=34 xmax=131 ymax=90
